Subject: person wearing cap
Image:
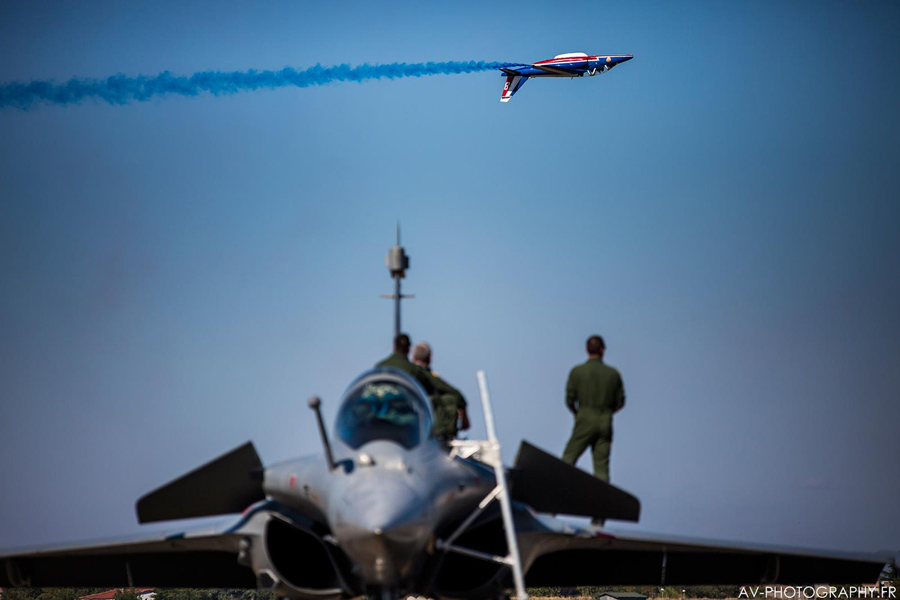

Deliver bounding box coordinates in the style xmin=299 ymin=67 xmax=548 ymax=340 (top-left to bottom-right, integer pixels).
xmin=561 ymin=335 xmax=626 ymax=482
xmin=412 ymin=342 xmax=469 ymax=442
xmin=375 ymin=333 xmax=434 ymax=390
xmin=375 ymin=334 xmax=465 ymax=443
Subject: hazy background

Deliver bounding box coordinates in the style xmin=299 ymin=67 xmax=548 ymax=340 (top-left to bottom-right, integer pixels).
xmin=1 ymin=0 xmax=898 ymax=555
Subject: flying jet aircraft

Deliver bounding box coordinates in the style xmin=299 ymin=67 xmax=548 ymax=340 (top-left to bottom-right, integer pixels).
xmin=500 ymin=52 xmax=633 ymax=102
xmin=0 ymin=368 xmax=894 ymax=600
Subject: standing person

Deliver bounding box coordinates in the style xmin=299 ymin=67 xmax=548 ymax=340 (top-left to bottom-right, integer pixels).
xmin=561 ymin=335 xmax=625 ymax=483
xmin=412 ymin=342 xmax=470 ymax=442
xmin=375 ymin=334 xmax=465 ymax=443
xmin=375 ymin=333 xmax=436 ymax=395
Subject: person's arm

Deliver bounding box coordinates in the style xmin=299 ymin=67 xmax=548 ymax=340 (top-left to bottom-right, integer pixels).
xmin=451 ymin=386 xmax=466 ymax=409
xmin=414 ymin=365 xmax=437 ymax=395
xmin=457 ymin=408 xmax=470 ymax=431
xmin=614 ymin=372 xmax=625 ymax=414
xmin=446 ymin=383 xmax=468 ymax=431
xmin=430 ymin=373 xmax=469 ymax=431
xmin=426 ymin=370 xmax=456 ymax=397
xmin=566 ymin=370 xmax=578 ymax=414
xmin=427 ymin=371 xmax=467 ymax=407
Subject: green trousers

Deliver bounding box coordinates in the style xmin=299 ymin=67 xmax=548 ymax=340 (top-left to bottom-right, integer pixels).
xmin=561 ymin=411 xmax=612 ymax=482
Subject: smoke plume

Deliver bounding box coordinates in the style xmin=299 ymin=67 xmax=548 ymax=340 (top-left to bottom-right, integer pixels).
xmin=0 ymin=61 xmax=524 ymax=109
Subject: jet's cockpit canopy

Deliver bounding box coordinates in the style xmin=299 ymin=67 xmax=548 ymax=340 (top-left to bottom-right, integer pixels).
xmin=554 ymin=52 xmax=588 ymax=59
xmin=335 ymin=370 xmax=434 ymax=450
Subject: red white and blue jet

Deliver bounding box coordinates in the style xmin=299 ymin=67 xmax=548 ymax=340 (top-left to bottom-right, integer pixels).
xmin=500 ymin=52 xmax=633 ymax=102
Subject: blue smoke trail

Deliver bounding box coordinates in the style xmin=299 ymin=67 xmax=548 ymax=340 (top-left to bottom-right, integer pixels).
xmin=0 ymin=60 xmax=525 ymax=109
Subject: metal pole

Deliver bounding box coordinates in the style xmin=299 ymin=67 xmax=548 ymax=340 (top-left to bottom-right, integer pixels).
xmin=383 ymin=226 xmax=411 ymax=339
xmin=476 ymin=371 xmax=528 ymax=600
xmin=308 ymin=396 xmax=335 ymax=470
xmin=394 ymin=275 xmax=401 ymax=338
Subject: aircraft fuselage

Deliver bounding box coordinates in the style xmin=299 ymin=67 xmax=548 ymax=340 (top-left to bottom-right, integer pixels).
xmin=263 ymin=369 xmax=495 ymax=590
xmin=518 ymin=54 xmax=634 ymax=77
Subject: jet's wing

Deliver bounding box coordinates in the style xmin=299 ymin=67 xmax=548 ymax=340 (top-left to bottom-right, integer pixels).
xmin=520 ymin=528 xmax=895 ymax=586
xmin=0 ymin=443 xmax=348 ymax=594
xmin=500 ymin=73 xmax=529 ymax=102
xmin=508 ymin=442 xmax=893 ymax=585
xmin=137 ymin=441 xmax=264 ymax=524
xmin=511 ymin=441 xmax=640 ymax=522
xmin=532 ymin=64 xmax=583 ymax=76
xmin=1 ymin=441 xmax=269 ymax=588
xmin=0 ymin=525 xmax=254 ymax=588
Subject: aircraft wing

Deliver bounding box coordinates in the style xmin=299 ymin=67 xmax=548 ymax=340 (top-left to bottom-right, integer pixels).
xmin=0 ymin=440 xmax=350 ymax=595
xmin=532 ymin=64 xmax=583 ymax=76
xmin=136 ymin=441 xmax=265 ymax=524
xmin=0 ymin=524 xmax=254 ymax=588
xmin=511 ymin=441 xmax=640 ymax=522
xmin=520 ymin=528 xmax=895 ymax=586
xmin=0 ymin=441 xmax=267 ymax=588
xmin=507 ymin=442 xmax=894 ymax=585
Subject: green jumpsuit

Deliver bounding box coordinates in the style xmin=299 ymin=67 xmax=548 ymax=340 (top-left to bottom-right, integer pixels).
xmin=375 ymin=353 xmax=465 ymax=440
xmin=561 ymin=357 xmax=625 ymax=482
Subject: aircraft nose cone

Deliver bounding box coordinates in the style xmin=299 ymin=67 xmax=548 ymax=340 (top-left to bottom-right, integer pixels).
xmin=332 ymin=476 xmax=431 ymax=585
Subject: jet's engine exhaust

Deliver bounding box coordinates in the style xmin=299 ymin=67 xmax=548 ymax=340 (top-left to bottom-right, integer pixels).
xmin=0 ymin=60 xmax=525 ymax=109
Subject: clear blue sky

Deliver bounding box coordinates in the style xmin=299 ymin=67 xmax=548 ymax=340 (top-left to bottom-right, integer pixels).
xmin=1 ymin=0 xmax=898 ymax=556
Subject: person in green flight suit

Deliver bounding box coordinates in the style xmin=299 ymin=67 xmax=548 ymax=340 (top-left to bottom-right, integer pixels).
xmin=412 ymin=342 xmax=469 ymax=442
xmin=561 ymin=335 xmax=626 ymax=483
xmin=375 ymin=333 xmax=464 ymax=442
xmin=375 ymin=333 xmax=432 ymax=390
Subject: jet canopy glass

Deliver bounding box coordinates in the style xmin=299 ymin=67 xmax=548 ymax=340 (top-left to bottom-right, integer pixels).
xmin=336 ymin=374 xmax=433 ymax=449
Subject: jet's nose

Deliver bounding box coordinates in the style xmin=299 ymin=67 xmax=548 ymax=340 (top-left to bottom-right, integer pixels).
xmin=600 ymin=54 xmax=633 ymax=71
xmin=332 ymin=475 xmax=431 ymax=585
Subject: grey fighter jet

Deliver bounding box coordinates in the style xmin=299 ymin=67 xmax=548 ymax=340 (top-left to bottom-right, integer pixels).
xmin=1 ymin=368 xmax=894 ymax=600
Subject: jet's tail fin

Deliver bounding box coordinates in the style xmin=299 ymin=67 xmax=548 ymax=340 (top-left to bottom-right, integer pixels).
xmin=501 ymin=73 xmax=529 ymax=102
xmin=510 ymin=441 xmax=640 ymax=522
xmin=136 ymin=441 xmax=265 ymax=524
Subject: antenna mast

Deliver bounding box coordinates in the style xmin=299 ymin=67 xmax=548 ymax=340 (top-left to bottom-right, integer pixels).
xmin=381 ymin=223 xmax=414 ymax=338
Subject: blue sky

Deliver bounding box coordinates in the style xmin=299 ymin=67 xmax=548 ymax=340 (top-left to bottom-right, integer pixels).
xmin=1 ymin=0 xmax=898 ymax=556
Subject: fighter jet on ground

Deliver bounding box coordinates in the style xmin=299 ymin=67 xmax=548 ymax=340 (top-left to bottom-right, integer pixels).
xmin=500 ymin=52 xmax=633 ymax=102
xmin=0 ymin=367 xmax=894 ymax=600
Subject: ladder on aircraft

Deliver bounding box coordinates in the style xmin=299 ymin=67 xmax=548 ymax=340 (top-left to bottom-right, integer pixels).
xmin=436 ymin=371 xmax=528 ymax=600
